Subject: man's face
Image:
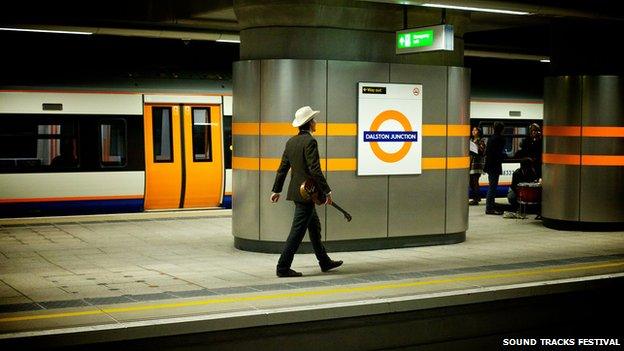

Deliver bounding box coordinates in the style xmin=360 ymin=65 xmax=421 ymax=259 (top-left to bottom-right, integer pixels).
xmin=310 ymin=119 xmax=317 ymax=133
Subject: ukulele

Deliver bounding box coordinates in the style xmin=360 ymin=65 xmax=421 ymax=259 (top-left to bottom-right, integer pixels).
xmin=299 ymin=179 xmax=352 ymax=222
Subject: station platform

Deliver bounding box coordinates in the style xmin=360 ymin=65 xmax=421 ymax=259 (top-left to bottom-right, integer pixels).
xmin=0 ymin=205 xmax=623 ymax=349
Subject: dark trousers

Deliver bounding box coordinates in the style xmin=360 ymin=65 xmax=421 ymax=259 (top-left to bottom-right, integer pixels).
xmin=486 ymin=173 xmax=500 ymax=211
xmin=277 ymin=201 xmax=330 ymax=272
xmin=469 ymin=173 xmax=481 ymax=201
xmin=507 ymin=189 xmax=519 ymax=211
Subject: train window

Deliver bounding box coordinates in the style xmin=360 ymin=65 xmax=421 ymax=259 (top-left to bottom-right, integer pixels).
xmin=480 ymin=122 xmax=535 ymax=159
xmin=39 ymin=124 xmax=79 ymax=168
xmin=152 ymin=107 xmax=173 ymax=162
xmin=191 ymin=108 xmax=212 ymax=162
xmin=0 ymin=116 xmax=78 ymax=171
xmin=99 ymin=119 xmax=127 ymax=167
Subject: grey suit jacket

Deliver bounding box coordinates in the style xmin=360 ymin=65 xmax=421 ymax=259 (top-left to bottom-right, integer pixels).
xmin=272 ymin=131 xmax=331 ymax=202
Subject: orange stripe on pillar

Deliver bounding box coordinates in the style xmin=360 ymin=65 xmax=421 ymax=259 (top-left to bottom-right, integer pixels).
xmin=582 ymin=126 xmax=624 ymax=137
xmin=422 ymin=157 xmax=446 ymax=169
xmin=232 ymin=123 xmax=260 ymax=135
xmin=582 ymin=155 xmax=624 ymax=166
xmin=232 ymin=156 xmax=259 ymax=170
xmin=543 ymin=126 xmax=581 ymax=137
xmin=543 ymin=153 xmax=581 ymax=165
xmin=259 ymin=158 xmax=281 ymax=170
xmin=544 ymin=125 xmax=624 ymax=137
xmin=233 ymin=123 xmax=469 ymax=137
xmin=233 ymin=157 xmax=469 ymax=171
xmin=326 ymin=123 xmax=357 ymax=136
xmin=327 ymin=158 xmax=357 ymax=171
xmin=260 ymin=123 xmax=298 ymax=136
xmin=447 ymin=156 xmax=470 ymax=169
xmin=544 ymin=153 xmax=624 ymax=166
xmin=422 ymin=125 xmax=447 ymax=136
xmin=447 ymin=125 xmax=470 ymax=137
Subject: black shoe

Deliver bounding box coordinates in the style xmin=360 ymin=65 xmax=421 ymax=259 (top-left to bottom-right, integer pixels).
xmin=320 ymin=260 xmax=343 ymax=272
xmin=276 ymin=269 xmax=302 ymax=278
xmin=485 ymin=209 xmax=503 ymax=215
xmin=469 ymin=200 xmax=480 ymax=206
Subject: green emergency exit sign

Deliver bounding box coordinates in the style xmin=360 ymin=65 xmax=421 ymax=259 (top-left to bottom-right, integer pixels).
xmin=396 ymin=25 xmax=454 ymax=54
xmin=397 ymin=30 xmax=434 ymax=49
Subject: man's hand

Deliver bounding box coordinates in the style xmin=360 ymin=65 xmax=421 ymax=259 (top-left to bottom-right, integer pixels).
xmin=324 ymin=193 xmax=333 ymax=206
xmin=270 ymin=193 xmax=280 ymax=203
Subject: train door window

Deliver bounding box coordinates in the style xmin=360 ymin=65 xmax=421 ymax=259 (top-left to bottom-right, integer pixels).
xmin=191 ymin=107 xmax=212 ymax=162
xmin=152 ymin=107 xmax=173 ymax=162
xmin=100 ymin=119 xmax=127 ymax=167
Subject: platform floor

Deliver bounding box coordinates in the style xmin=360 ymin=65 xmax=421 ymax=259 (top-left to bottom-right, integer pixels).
xmin=0 ymin=204 xmax=623 ymax=341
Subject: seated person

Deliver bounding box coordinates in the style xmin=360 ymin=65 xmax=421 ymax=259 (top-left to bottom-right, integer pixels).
xmin=507 ymin=158 xmax=539 ymax=212
xmin=51 ymin=139 xmax=78 ymax=168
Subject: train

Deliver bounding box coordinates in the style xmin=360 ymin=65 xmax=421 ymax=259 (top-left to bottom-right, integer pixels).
xmin=0 ymin=88 xmax=233 ymax=217
xmin=469 ymin=98 xmax=544 ymax=197
xmin=0 ymin=87 xmax=541 ymax=218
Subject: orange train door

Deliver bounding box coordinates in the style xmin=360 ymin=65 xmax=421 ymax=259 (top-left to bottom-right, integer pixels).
xmin=144 ymin=103 xmax=223 ymax=209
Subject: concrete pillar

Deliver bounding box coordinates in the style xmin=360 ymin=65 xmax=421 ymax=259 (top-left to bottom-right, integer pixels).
xmin=234 ymin=0 xmax=468 ymax=65
xmin=232 ymin=0 xmax=471 ymax=252
xmin=542 ymin=20 xmax=624 ymax=230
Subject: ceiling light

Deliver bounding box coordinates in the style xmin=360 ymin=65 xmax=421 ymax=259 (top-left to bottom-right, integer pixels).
xmin=422 ymin=3 xmax=530 ymax=15
xmin=216 ymin=39 xmax=240 ymax=43
xmin=0 ymin=27 xmax=93 ymax=35
xmin=540 ymin=59 xmax=551 ymax=63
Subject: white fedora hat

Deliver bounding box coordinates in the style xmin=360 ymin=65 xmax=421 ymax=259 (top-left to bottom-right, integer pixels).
xmin=292 ymin=106 xmax=320 ymax=128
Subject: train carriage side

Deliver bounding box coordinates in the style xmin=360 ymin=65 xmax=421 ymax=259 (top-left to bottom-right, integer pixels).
xmin=0 ymin=91 xmax=146 ymax=217
xmin=222 ymin=95 xmax=233 ymax=209
xmin=0 ymin=90 xmax=231 ymax=217
xmin=469 ymin=98 xmax=544 ymax=198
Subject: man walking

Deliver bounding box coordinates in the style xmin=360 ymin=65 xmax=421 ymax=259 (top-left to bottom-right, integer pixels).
xmin=270 ymin=106 xmax=343 ymax=277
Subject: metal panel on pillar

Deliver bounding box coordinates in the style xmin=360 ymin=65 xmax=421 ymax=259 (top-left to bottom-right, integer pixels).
xmin=326 ymin=60 xmax=390 ymax=241
xmin=233 ymin=61 xmax=261 ymax=240
xmin=388 ymin=64 xmax=447 ymax=237
xmin=259 ymin=60 xmax=328 ymax=242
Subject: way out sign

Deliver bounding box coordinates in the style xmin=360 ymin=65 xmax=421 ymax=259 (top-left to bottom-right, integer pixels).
xmin=357 ymin=82 xmax=423 ymax=176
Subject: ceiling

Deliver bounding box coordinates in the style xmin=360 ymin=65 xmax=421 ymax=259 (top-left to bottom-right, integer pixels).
xmin=2 ymin=0 xmax=623 ymax=56
xmin=1 ymin=0 xmax=621 ymax=97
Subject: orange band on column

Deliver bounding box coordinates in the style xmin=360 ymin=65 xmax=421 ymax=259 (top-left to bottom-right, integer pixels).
xmin=233 ymin=157 xmax=469 ymax=171
xmin=232 ymin=123 xmax=260 ymax=135
xmin=422 ymin=124 xmax=447 ymax=136
xmin=447 ymin=156 xmax=470 ymax=169
xmin=581 ymin=155 xmax=624 ymax=166
xmin=582 ymin=126 xmax=624 ymax=137
xmin=447 ymin=125 xmax=470 ymax=137
xmin=543 ymin=126 xmax=581 ymax=137
xmin=233 ymin=123 xmax=469 ymax=137
xmin=543 ymin=153 xmax=581 ymax=165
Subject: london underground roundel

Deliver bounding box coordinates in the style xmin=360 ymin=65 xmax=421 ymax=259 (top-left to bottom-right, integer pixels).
xmin=358 ymin=82 xmax=422 ymax=176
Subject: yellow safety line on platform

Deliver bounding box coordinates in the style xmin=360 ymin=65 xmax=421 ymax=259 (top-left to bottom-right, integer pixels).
xmin=1 ymin=261 xmax=622 ymax=323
